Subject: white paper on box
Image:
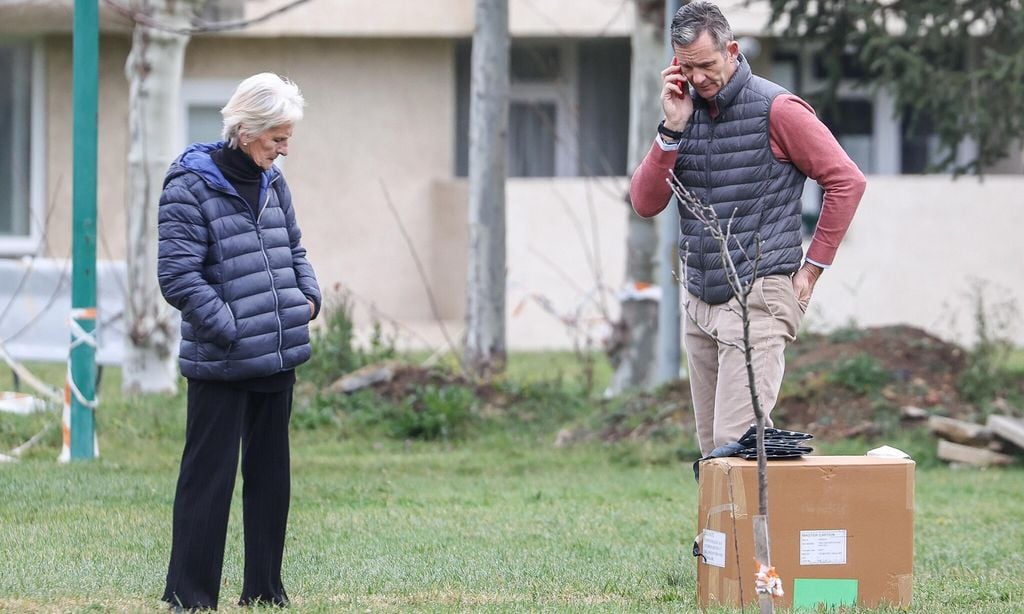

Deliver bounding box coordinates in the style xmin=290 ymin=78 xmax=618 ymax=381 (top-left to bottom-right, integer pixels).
xmin=702 ymin=529 xmax=727 ymax=568
xmin=800 ymin=529 xmax=847 ymax=565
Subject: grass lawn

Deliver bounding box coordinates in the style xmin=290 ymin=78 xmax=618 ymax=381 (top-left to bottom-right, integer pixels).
xmin=1 ymin=361 xmax=1023 ymax=612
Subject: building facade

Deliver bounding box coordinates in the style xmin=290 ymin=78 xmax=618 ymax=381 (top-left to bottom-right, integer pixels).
xmin=1 ymin=0 xmax=1022 ymax=355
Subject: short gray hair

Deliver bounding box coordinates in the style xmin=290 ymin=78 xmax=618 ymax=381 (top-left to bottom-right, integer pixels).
xmin=221 ymin=73 xmax=305 ymax=148
xmin=670 ymin=1 xmax=734 ymax=51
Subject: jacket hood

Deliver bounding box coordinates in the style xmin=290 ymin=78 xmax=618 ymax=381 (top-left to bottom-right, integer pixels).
xmin=164 ymin=140 xmax=280 ymax=191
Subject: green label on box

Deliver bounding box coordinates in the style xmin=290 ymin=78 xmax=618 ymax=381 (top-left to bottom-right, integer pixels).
xmin=793 ymin=578 xmax=858 ymax=609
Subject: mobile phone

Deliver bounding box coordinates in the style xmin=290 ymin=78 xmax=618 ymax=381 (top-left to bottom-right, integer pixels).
xmin=671 ymin=57 xmax=688 ymax=98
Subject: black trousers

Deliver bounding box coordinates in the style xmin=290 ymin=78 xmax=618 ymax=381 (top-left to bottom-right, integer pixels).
xmin=162 ymin=379 xmax=293 ymax=610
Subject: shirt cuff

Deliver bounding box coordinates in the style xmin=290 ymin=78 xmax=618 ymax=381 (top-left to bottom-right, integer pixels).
xmin=656 ymin=134 xmax=681 ymax=151
xmin=804 ymin=256 xmax=831 ymax=270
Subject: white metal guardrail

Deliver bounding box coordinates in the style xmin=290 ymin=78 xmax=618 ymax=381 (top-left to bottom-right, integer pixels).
xmin=0 ymin=257 xmax=128 ymax=365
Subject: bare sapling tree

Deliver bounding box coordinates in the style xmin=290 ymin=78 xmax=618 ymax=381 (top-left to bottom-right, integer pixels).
xmin=667 ymin=173 xmax=778 ymax=614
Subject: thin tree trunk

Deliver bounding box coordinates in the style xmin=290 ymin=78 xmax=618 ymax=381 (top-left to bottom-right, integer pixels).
xmin=608 ymin=0 xmax=663 ymax=394
xmin=742 ymin=295 xmax=774 ymax=614
xmin=123 ymin=0 xmax=201 ymax=394
xmin=464 ymin=0 xmax=509 ymax=379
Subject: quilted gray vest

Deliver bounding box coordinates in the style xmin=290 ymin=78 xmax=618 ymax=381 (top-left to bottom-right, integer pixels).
xmin=674 ymin=55 xmax=806 ymax=304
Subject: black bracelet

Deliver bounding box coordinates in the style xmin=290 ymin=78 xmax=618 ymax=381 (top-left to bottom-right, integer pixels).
xmin=658 ymin=120 xmax=684 ymax=141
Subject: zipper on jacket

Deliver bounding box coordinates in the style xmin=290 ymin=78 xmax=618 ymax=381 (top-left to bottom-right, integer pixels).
xmin=202 ymin=170 xmax=287 ymax=369
xmin=224 ymin=302 xmax=235 ymax=330
xmin=255 ymin=228 xmax=284 ymax=370
xmin=701 ymin=117 xmax=717 ymax=299
xmin=258 ymin=174 xmax=285 ymax=369
xmin=257 ymin=175 xmax=276 ymax=225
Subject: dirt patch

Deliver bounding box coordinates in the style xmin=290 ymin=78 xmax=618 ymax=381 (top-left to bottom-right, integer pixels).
xmin=582 ymin=325 xmax=980 ymax=443
xmin=351 ymin=365 xmax=522 ymax=411
xmin=587 ymin=379 xmax=694 ymax=444
xmin=373 ymin=366 xmax=467 ymax=399
xmin=777 ymin=325 xmax=973 ymax=438
xmin=327 ymin=325 xmax=984 ymax=443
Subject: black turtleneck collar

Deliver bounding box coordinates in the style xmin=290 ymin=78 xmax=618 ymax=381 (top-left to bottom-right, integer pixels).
xmin=211 ymin=145 xmax=263 ymax=215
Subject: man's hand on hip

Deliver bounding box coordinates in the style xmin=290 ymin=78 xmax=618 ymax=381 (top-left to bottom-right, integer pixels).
xmin=792 ymin=262 xmax=823 ymax=311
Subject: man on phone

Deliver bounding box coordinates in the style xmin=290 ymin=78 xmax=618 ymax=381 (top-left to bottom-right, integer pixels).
xmin=629 ymin=1 xmax=866 ymax=456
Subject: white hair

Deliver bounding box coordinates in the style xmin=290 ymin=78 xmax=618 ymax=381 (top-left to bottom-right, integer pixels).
xmin=221 ymin=73 xmax=305 ymax=148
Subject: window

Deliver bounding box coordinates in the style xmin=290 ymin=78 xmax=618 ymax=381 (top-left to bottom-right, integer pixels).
xmin=508 ymin=101 xmax=556 ymax=177
xmin=199 ymin=0 xmax=245 ymax=23
xmin=180 ymin=80 xmax=235 ymax=148
xmin=812 ymin=50 xmax=868 ymax=81
xmin=900 ymin=109 xmax=945 ymax=174
xmin=455 ymin=39 xmax=630 ymax=178
xmin=576 ymin=40 xmax=631 ymax=177
xmin=507 ymin=43 xmax=577 ymax=177
xmin=770 ymin=52 xmax=801 ymax=94
xmin=821 ymin=99 xmax=875 ymax=174
xmin=0 ymin=40 xmax=43 ymax=255
xmin=186 ymin=104 xmax=223 ymax=145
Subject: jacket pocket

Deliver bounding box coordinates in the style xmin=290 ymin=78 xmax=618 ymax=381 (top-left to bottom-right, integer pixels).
xmin=214 ymin=301 xmax=239 ymax=347
xmin=197 ymin=339 xmax=233 ymax=363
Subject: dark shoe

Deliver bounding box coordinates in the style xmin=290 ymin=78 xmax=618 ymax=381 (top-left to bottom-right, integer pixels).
xmin=164 ymin=598 xmax=213 ymax=612
xmin=238 ymin=595 xmax=289 ymax=608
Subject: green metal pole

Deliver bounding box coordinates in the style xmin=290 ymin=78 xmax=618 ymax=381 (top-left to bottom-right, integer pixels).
xmin=69 ymin=0 xmax=99 ymax=461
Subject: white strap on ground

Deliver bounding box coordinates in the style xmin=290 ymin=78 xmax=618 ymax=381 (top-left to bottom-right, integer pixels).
xmin=0 ymin=341 xmax=62 ymax=404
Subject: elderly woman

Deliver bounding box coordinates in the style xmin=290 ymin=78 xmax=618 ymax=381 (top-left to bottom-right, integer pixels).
xmin=157 ymin=73 xmax=320 ymax=610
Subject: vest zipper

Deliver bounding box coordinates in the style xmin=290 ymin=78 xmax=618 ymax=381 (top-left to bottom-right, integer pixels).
xmin=706 ymin=121 xmax=716 ymax=201
xmin=702 ymin=119 xmax=717 ymax=297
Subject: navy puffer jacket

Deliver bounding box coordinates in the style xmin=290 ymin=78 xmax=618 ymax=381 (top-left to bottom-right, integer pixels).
xmin=157 ymin=141 xmax=321 ymax=381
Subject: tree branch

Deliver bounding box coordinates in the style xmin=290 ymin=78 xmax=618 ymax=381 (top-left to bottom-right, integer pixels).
xmin=377 ymin=180 xmax=463 ymax=372
xmin=103 ymin=0 xmax=314 ymax=35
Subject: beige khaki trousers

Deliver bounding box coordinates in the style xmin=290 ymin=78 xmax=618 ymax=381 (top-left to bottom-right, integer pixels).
xmin=684 ymin=274 xmax=805 ymax=456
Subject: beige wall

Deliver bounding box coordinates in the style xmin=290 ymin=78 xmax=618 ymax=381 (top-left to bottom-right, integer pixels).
xmin=0 ymin=0 xmax=632 ymax=37
xmin=42 ymin=35 xmax=459 ymax=322
xmin=421 ymin=177 xmax=630 ymax=351
xmin=237 ymin=0 xmax=771 ymax=38
xmin=240 ymin=0 xmax=634 ymax=38
xmin=0 ymin=2 xmax=128 ymax=35
xmin=29 ymin=27 xmax=1024 ymax=356
xmin=407 ymin=175 xmax=1024 ymax=352
xmin=182 ymin=37 xmax=458 ymax=322
xmin=43 ymin=35 xmax=132 ymax=261
xmin=1 ymin=0 xmax=773 ymax=38
xmin=807 ymin=176 xmax=1024 ymax=347
xmin=504 ymin=177 xmax=630 ymax=349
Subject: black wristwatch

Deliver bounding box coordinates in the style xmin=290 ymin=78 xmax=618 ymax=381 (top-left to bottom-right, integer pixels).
xmin=658 ymin=120 xmax=684 ymax=141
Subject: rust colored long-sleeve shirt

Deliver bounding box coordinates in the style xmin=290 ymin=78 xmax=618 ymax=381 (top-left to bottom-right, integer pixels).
xmin=629 ymin=94 xmax=866 ymax=267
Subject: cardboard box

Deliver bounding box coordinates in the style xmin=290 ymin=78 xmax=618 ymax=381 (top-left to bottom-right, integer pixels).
xmin=695 ymin=456 xmax=914 ymax=610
